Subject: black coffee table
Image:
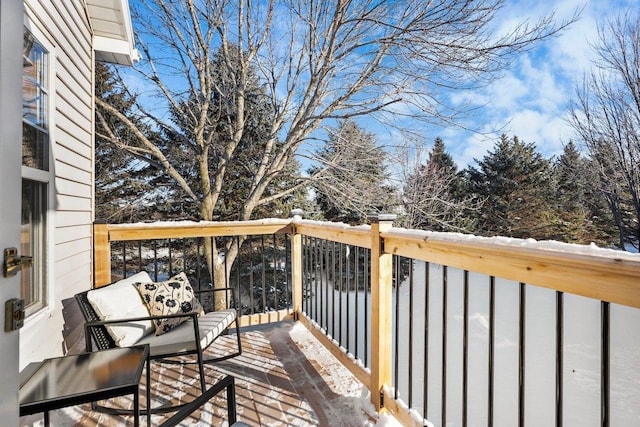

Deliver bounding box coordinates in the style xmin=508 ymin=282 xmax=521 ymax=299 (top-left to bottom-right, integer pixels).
xmin=19 ymin=345 xmax=149 ymax=427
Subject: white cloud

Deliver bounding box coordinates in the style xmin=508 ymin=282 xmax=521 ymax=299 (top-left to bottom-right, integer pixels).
xmin=455 ymin=134 xmax=496 ymax=167
xmin=506 ymin=109 xmax=572 ymax=154
xmin=440 ymin=0 xmax=640 ymax=168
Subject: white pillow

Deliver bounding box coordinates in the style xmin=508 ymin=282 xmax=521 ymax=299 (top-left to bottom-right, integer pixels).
xmin=87 ymin=271 xmax=155 ymax=347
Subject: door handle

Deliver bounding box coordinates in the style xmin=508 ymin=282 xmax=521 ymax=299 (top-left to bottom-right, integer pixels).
xmin=3 ymin=247 xmax=34 ymax=278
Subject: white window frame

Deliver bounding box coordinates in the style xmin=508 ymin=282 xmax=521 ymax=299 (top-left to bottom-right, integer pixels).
xmin=21 ymin=20 xmax=55 ymax=321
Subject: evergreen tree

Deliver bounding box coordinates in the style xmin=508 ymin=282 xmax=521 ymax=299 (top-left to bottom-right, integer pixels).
xmin=551 ymin=140 xmax=617 ymax=245
xmin=465 ymin=134 xmax=557 ymax=239
xmin=311 ymin=120 xmax=395 ymax=224
xmin=428 ymin=137 xmax=458 ymax=174
xmin=555 ymin=141 xmax=586 ymax=211
xmin=551 ymin=141 xmax=590 ymax=242
xmin=402 ymin=137 xmax=474 ymax=231
xmin=94 ymin=63 xmax=160 ymax=222
xmin=159 ymin=45 xmax=306 ymax=221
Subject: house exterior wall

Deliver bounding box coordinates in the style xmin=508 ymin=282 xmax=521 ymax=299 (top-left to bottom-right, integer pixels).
xmin=20 ymin=0 xmax=94 ymax=369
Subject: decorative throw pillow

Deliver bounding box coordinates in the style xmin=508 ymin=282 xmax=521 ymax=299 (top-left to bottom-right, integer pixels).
xmin=134 ymin=272 xmax=205 ymax=336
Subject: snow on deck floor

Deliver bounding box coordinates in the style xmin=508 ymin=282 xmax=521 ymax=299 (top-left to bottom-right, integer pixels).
xmin=19 ymin=321 xmax=403 ymax=426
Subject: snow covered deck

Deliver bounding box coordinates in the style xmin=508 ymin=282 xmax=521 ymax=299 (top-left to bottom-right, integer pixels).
xmin=83 ymin=218 xmax=640 ymax=425
xmin=19 ymin=321 xmax=402 ymax=426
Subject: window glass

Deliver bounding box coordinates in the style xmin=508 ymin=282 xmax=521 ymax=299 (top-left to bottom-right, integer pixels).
xmin=22 ymin=30 xmax=49 ymax=171
xmin=22 ymin=123 xmax=49 ymax=170
xmin=21 ymin=180 xmax=47 ymax=315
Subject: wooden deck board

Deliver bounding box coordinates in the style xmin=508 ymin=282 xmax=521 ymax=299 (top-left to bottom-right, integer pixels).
xmin=20 ymin=321 xmax=379 ymax=426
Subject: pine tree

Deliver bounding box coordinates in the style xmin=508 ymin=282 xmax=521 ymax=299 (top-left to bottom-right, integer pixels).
xmin=550 ymin=140 xmax=618 ymax=245
xmin=402 ymin=137 xmax=473 ymax=231
xmin=94 ymin=63 xmax=160 ymax=222
xmin=551 ymin=141 xmax=590 ymax=242
xmin=162 ymin=45 xmax=306 ymax=221
xmin=311 ymin=120 xmax=395 ymax=224
xmin=465 ymin=134 xmax=557 ymax=239
xmin=428 ymin=137 xmax=457 ymax=174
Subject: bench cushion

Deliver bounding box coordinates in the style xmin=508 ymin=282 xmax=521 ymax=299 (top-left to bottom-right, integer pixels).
xmin=135 ymin=309 xmax=237 ymax=357
xmin=86 ymin=271 xmax=155 ymax=347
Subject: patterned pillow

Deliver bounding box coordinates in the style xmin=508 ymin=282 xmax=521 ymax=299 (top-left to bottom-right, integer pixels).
xmin=134 ymin=272 xmax=205 ymax=336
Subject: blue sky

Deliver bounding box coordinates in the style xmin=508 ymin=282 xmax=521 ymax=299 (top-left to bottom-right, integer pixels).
xmin=421 ymin=0 xmax=640 ymax=168
xmin=124 ymin=0 xmax=639 ymax=172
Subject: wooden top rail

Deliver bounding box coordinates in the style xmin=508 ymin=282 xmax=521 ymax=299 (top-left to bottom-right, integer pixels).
xmin=382 ymin=229 xmax=640 ymax=309
xmin=295 ymin=221 xmax=371 ymax=249
xmin=96 ymin=219 xmax=640 ymax=308
xmin=105 ymin=219 xmax=292 ymax=241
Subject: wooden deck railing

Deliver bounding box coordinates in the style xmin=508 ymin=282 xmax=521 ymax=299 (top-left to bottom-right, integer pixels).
xmin=93 ymin=216 xmax=640 ymax=427
xmin=94 ymin=219 xmax=295 ymax=325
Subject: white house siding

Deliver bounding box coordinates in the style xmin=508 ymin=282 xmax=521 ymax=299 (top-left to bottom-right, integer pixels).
xmin=20 ymin=0 xmax=94 ymax=369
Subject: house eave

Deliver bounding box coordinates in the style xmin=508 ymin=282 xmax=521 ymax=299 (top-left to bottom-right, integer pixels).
xmin=86 ymin=0 xmax=140 ymax=65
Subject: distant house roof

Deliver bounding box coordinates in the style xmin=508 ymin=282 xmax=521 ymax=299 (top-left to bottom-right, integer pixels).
xmin=86 ymin=0 xmax=140 ymax=65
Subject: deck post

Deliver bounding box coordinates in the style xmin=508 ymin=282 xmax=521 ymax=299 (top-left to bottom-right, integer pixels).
xmin=93 ymin=221 xmax=111 ymax=288
xmin=290 ymin=209 xmax=304 ymax=320
xmin=369 ymin=213 xmax=396 ymax=412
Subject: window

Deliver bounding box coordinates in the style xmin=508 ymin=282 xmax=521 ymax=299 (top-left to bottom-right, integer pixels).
xmin=21 ymin=180 xmax=47 ymax=314
xmin=23 ymin=30 xmax=49 ymax=171
xmin=22 ymin=28 xmax=50 ymax=316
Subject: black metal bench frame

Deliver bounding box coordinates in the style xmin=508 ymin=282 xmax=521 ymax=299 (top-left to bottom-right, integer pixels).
xmin=74 ymin=284 xmax=242 ymax=416
xmin=159 ymin=374 xmax=238 ymax=427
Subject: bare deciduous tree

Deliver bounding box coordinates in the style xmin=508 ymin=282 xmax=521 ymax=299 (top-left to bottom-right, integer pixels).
xmin=568 ymin=12 xmax=640 ymax=250
xmin=311 ymin=120 xmax=396 ymax=224
xmin=397 ymin=144 xmax=479 ymax=232
xmin=97 ymin=0 xmax=577 ymax=303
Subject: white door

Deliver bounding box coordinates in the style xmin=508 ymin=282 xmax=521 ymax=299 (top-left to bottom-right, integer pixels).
xmin=0 ymin=1 xmax=25 ymax=425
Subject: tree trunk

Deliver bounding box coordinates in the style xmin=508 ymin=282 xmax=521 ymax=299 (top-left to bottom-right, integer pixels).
xmin=201 ymin=233 xmax=245 ymax=312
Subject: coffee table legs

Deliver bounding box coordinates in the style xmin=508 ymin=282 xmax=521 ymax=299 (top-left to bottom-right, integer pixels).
xmin=134 ymin=389 xmax=140 ymax=427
